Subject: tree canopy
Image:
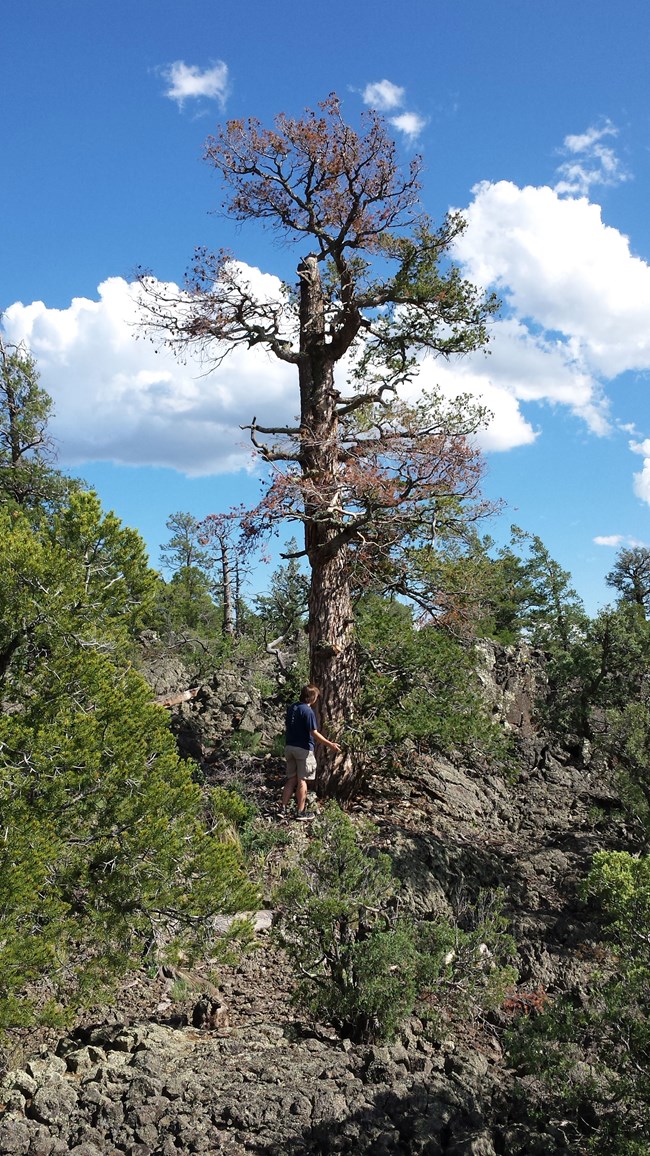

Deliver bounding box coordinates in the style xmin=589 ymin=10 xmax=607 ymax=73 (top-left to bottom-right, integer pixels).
xmin=0 ymin=334 xmax=79 ymax=512
xmin=606 ymin=545 xmax=650 ymax=616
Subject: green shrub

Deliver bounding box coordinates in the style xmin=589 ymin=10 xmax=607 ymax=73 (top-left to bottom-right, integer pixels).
xmin=416 ymin=889 xmax=517 ymax=1033
xmin=209 ymin=783 xmax=291 ymax=864
xmin=0 ymin=653 xmax=259 ymax=1030
xmin=273 ymin=804 xmax=517 ymax=1042
xmin=210 ymin=785 xmax=258 ymax=829
xmin=354 ymin=594 xmax=508 ymax=765
xmin=220 ymin=730 xmax=262 ymax=755
xmin=507 ymin=851 xmax=650 ymax=1155
xmin=272 ymin=803 xmax=415 ymax=1040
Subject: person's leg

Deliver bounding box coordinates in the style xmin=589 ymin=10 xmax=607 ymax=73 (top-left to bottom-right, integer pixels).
xmin=282 ymin=748 xmax=299 ymax=810
xmin=282 ymin=774 xmax=297 ymax=807
xmin=284 ymin=747 xmax=312 ymax=817
xmin=295 ymin=776 xmax=308 ymax=814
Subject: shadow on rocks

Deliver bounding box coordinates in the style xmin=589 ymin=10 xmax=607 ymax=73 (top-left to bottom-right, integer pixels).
xmin=247 ymin=1069 xmax=576 ymax=1156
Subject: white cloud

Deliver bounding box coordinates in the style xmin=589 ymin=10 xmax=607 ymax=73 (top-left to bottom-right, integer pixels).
xmin=593 ymin=534 xmax=646 ymax=548
xmin=162 ymin=60 xmax=229 ymax=109
xmin=389 ymin=112 xmax=428 ymax=142
xmin=2 ymin=276 xmax=296 ymax=477
xmin=563 ymin=124 xmax=616 ymax=154
xmin=449 ymin=175 xmax=650 ymax=505
xmin=455 ymin=180 xmax=650 ymax=382
xmin=362 ymin=80 xmax=405 ymax=111
xmin=361 ymin=79 xmax=426 ymax=141
xmin=2 ymin=269 xmax=541 ymax=479
xmin=593 ymin=535 xmax=625 ymax=547
xmin=633 ymin=462 xmax=650 ymax=503
xmin=5 ymin=160 xmax=650 ymax=494
xmin=630 ymin=437 xmax=650 ymax=504
xmin=630 ymin=437 xmax=650 ymax=457
xmin=417 ymin=358 xmax=538 ymax=452
xmin=554 ymin=120 xmax=630 ymax=197
xmin=476 ymin=316 xmax=608 ymax=433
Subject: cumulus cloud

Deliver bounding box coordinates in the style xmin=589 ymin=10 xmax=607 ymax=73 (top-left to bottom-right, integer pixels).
xmin=6 ymin=155 xmax=650 ymax=493
xmin=554 ymin=121 xmax=630 ymax=197
xmin=2 ymin=276 xmax=296 ymax=477
xmin=456 ymin=181 xmax=650 ymax=377
xmin=162 ymin=60 xmax=229 ymax=109
xmin=593 ymin=534 xmax=645 ymax=548
xmin=454 ymin=179 xmax=650 ymax=397
xmin=629 ymin=436 xmax=650 ymax=504
xmin=414 ymin=357 xmax=538 ymax=452
xmin=389 ymin=111 xmax=428 ymax=142
xmin=361 ymin=78 xmax=427 ymax=141
xmin=362 ymin=80 xmax=405 ymax=111
xmin=593 ymin=535 xmax=626 ymax=547
xmin=1 ymin=270 xmax=540 ymax=477
xmin=447 ymin=173 xmax=650 ymax=507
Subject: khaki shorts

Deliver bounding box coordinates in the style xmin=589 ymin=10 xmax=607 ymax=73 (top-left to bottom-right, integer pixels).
xmin=285 ymin=745 xmax=317 ymax=781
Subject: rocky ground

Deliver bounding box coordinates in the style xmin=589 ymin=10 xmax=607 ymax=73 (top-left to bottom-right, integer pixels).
xmin=0 ymin=728 xmax=631 ymax=1156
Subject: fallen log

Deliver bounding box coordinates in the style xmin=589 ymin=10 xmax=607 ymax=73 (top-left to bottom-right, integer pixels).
xmin=155 ymin=687 xmax=200 ymax=708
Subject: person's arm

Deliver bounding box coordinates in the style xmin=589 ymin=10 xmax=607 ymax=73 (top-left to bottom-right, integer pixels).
xmin=311 ymin=728 xmax=341 ymax=753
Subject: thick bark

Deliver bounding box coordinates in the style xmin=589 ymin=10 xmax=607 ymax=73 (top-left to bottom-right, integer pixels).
xmin=308 ymin=548 xmax=360 ymax=797
xmin=298 ymin=255 xmax=361 ymax=796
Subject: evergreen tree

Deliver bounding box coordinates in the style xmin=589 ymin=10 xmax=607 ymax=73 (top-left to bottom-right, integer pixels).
xmin=141 ymin=94 xmax=496 ymax=796
xmin=253 ymin=542 xmax=309 ymax=641
xmin=0 ymin=335 xmax=80 ymax=513
xmin=0 ymin=501 xmax=258 ymax=1023
xmin=0 ymin=649 xmax=258 ymax=1027
xmin=160 ymin=511 xmax=212 ymax=584
xmin=606 ymin=545 xmax=650 ymax=617
xmin=380 ymin=527 xmax=535 ymax=643
xmin=0 ymin=492 xmax=159 ymax=691
xmin=509 ymin=528 xmax=587 ymax=650
xmin=274 ymin=805 xmax=516 ymax=1043
xmin=355 ymin=593 xmax=506 ymax=770
xmin=510 ymin=850 xmax=650 ymax=1155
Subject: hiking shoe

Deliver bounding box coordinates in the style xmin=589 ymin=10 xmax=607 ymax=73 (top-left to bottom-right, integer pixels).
xmin=294 ymin=812 xmax=315 ymax=822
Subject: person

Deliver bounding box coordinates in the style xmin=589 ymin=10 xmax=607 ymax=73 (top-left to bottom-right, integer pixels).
xmin=281 ymin=684 xmax=341 ymax=819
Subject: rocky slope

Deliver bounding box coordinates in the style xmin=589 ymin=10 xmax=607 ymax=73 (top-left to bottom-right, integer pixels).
xmin=0 ymin=648 xmax=633 ymax=1155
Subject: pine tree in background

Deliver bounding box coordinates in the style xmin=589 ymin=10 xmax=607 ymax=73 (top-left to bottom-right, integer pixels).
xmin=0 ymin=334 xmax=81 ymax=514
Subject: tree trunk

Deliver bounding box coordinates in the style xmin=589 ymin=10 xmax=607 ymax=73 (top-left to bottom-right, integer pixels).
xmin=298 ymin=255 xmax=361 ymax=797
xmin=219 ymin=536 xmax=235 ymax=637
xmin=308 ymin=548 xmax=360 ymax=798
xmin=234 ymin=555 xmax=242 ymax=635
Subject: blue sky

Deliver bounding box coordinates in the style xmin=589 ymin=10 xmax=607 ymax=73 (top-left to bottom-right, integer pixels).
xmin=3 ymin=0 xmax=650 ymax=611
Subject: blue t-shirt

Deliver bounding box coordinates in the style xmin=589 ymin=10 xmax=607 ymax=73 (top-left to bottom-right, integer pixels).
xmin=285 ymin=702 xmax=317 ymax=751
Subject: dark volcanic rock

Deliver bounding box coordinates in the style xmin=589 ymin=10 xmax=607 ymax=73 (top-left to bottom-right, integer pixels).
xmin=0 ymin=645 xmax=631 ymax=1154
xmin=0 ymin=1011 xmax=547 ymax=1155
